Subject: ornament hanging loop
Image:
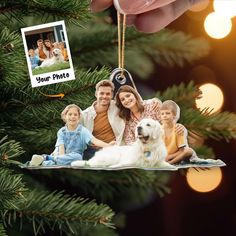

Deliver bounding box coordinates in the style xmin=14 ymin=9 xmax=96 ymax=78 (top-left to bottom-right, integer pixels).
xmin=110 ymin=68 xmax=137 ymax=95
xmin=110 ymin=68 xmax=131 ymax=85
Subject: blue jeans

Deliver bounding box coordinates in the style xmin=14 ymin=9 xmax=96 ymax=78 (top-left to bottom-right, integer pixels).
xmin=42 ymin=152 xmax=83 ymax=166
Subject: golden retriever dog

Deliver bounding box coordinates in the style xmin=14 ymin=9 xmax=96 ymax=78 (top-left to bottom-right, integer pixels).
xmin=71 ymin=118 xmax=177 ymax=169
xmin=39 ymin=48 xmax=65 ymax=68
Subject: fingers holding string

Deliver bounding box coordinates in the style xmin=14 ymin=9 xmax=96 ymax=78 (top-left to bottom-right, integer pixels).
xmin=133 ymin=0 xmax=195 ymax=33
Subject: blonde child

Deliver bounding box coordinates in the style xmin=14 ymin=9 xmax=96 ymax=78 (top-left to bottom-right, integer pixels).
xmin=29 ymin=104 xmax=114 ymax=166
xmin=28 ymin=49 xmax=40 ymax=69
xmin=160 ymin=100 xmax=193 ymax=164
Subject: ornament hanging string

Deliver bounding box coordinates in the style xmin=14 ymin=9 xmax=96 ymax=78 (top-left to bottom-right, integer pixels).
xmin=117 ymin=12 xmax=126 ymax=78
xmin=110 ymin=11 xmax=137 ymax=93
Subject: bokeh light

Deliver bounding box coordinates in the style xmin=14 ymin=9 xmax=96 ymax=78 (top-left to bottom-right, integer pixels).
xmin=204 ymin=12 xmax=232 ymax=39
xmin=189 ymin=0 xmax=209 ymax=12
xmin=195 ymin=83 xmax=224 ymax=114
xmin=213 ymin=0 xmax=236 ymax=18
xmin=186 ymin=167 xmax=222 ymax=192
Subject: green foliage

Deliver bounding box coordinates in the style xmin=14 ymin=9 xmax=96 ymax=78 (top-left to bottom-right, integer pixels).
xmin=39 ymin=169 xmax=170 ymax=202
xmin=0 ymin=136 xmax=24 ymax=165
xmin=194 ymin=145 xmax=214 ymax=159
xmin=141 ymin=30 xmax=210 ymax=67
xmin=183 ymin=109 xmax=236 ymax=141
xmin=3 ymin=190 xmax=114 ymax=235
xmin=155 ymin=80 xmax=200 ymax=109
xmin=0 ymin=0 xmax=90 ymax=26
xmin=0 ymin=168 xmax=27 ymax=210
xmin=0 ymin=222 xmax=7 ymax=236
xmin=0 ymin=27 xmax=27 ymax=88
xmin=32 ymin=62 xmax=70 ymax=75
xmin=70 ymin=22 xmax=210 ymax=79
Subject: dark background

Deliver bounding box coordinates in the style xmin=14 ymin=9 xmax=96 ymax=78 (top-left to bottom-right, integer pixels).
xmin=119 ymin=4 xmax=236 ymax=236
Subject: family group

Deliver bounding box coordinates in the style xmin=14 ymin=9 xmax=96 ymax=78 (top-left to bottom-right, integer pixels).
xmin=28 ymin=39 xmax=68 ymax=69
xmin=29 ymin=79 xmax=195 ymax=167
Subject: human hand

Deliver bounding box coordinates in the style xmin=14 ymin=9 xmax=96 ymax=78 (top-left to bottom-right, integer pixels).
xmin=175 ymin=123 xmax=186 ymax=136
xmin=151 ymin=98 xmax=162 ymax=113
xmin=165 ymin=154 xmax=175 ymax=162
xmin=90 ymin=0 xmax=205 ymax=33
xmin=109 ymin=140 xmax=116 ymax=145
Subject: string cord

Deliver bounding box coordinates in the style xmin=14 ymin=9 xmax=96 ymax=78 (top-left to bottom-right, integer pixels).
xmin=117 ymin=12 xmax=126 ymax=77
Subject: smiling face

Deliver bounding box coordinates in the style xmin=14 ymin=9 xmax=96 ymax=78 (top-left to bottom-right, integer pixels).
xmin=44 ymin=40 xmax=52 ymax=48
xmin=95 ymin=86 xmax=113 ymax=107
xmin=118 ymin=92 xmax=137 ymax=110
xmin=64 ymin=107 xmax=80 ymax=128
xmin=37 ymin=40 xmax=44 ymax=48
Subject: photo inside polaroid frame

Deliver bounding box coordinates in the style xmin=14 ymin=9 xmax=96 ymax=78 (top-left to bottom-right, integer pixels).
xmin=21 ymin=20 xmax=75 ymax=87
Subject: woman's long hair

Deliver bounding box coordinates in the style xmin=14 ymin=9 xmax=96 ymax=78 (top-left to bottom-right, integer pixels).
xmin=115 ymin=85 xmax=144 ymax=121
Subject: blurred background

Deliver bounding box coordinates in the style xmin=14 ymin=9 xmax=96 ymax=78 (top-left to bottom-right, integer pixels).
xmin=119 ymin=1 xmax=236 ymax=235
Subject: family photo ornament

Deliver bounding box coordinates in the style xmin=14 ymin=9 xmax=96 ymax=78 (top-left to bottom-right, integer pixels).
xmin=20 ymin=86 xmax=226 ymax=171
xmin=21 ymin=20 xmax=75 ymax=87
xmin=20 ymin=11 xmax=226 ymax=172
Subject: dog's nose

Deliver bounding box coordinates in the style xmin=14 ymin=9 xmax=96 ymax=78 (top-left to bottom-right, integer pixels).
xmin=137 ymin=126 xmax=142 ymax=134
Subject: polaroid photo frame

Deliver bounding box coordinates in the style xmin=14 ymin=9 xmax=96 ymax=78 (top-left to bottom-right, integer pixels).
xmin=21 ymin=20 xmax=75 ymax=87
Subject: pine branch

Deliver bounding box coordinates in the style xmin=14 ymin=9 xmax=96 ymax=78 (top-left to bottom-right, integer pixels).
xmin=0 ymin=136 xmax=24 ymax=165
xmin=183 ymin=109 xmax=236 ymax=141
xmin=46 ymin=169 xmax=171 ymax=202
xmin=3 ymin=190 xmax=114 ymax=235
xmin=155 ymin=80 xmax=201 ymax=109
xmin=2 ymin=67 xmax=110 ymax=106
xmin=0 ymin=0 xmax=90 ymax=26
xmin=142 ymin=30 xmax=210 ymax=68
xmin=194 ymin=145 xmax=214 ymax=159
xmin=0 ymin=27 xmax=28 ymax=88
xmin=0 ymin=222 xmax=7 ymax=236
xmin=7 ymin=127 xmax=58 ymax=153
xmin=0 ymin=168 xmax=27 ymax=210
xmin=71 ymin=22 xmax=210 ymax=78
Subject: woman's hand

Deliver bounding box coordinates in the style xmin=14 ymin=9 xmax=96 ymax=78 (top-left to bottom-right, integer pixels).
xmin=90 ymin=0 xmax=204 ymax=33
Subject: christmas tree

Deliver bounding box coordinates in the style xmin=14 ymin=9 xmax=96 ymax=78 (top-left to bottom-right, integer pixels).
xmin=1 ymin=0 xmax=236 ymax=235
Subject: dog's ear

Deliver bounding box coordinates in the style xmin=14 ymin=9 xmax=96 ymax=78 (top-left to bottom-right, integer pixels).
xmin=152 ymin=120 xmax=162 ymax=139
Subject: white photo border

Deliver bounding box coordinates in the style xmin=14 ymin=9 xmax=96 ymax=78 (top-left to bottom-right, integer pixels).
xmin=21 ymin=20 xmax=75 ymax=88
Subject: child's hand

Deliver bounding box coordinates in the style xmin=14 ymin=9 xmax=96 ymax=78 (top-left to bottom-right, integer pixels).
xmin=90 ymin=0 xmax=204 ymax=33
xmin=175 ymin=123 xmax=186 ymax=136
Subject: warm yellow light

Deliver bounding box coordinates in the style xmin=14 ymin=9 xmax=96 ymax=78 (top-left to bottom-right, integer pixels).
xmin=213 ymin=0 xmax=236 ymax=18
xmin=196 ymin=83 xmax=224 ymax=114
xmin=189 ymin=0 xmax=209 ymax=12
xmin=204 ymin=12 xmax=232 ymax=39
xmin=186 ymin=167 xmax=222 ymax=193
